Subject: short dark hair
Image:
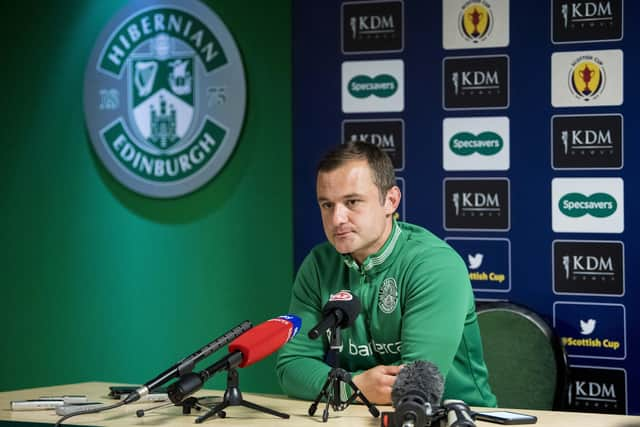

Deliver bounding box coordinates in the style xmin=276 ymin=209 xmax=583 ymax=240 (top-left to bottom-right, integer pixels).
xmin=317 ymin=141 xmax=396 ymax=203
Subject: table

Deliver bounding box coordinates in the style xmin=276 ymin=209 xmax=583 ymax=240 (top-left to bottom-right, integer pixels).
xmin=1 ymin=382 xmax=638 ymax=427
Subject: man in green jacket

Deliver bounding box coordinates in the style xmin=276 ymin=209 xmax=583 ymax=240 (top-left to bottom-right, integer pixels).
xmin=276 ymin=141 xmax=496 ymax=407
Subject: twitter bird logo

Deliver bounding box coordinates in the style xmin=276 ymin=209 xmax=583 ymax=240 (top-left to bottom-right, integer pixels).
xmin=580 ymin=319 xmax=596 ymax=335
xmin=468 ymin=253 xmax=484 ymax=270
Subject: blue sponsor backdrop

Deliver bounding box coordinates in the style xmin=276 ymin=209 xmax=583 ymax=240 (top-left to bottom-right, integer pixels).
xmin=292 ymin=0 xmax=638 ymax=414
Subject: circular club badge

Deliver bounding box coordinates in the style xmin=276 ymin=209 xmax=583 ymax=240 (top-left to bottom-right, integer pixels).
xmin=84 ymin=0 xmax=246 ymax=198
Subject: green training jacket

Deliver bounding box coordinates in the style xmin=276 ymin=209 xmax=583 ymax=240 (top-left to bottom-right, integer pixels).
xmin=276 ymin=220 xmax=497 ymax=407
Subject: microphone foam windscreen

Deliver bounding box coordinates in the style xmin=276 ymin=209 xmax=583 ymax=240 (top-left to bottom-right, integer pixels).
xmin=391 ymin=360 xmax=445 ymax=408
xmin=228 ymin=315 xmax=301 ymax=368
xmin=322 ymin=292 xmax=361 ymax=327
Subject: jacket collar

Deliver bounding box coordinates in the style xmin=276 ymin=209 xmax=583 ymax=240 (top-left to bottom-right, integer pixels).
xmin=342 ymin=220 xmax=403 ymax=274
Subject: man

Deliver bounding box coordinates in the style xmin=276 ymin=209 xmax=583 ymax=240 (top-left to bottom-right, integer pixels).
xmin=276 ymin=141 xmax=496 ymax=406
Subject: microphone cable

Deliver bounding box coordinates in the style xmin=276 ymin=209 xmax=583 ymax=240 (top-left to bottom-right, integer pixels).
xmin=54 ymin=400 xmax=125 ymax=426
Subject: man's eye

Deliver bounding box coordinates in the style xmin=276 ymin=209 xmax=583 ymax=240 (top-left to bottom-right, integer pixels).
xmin=347 ymin=199 xmax=359 ymax=207
xmin=321 ymin=202 xmax=333 ymax=209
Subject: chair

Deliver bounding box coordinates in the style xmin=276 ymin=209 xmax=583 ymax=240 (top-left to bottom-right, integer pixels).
xmin=476 ymin=301 xmax=569 ymax=410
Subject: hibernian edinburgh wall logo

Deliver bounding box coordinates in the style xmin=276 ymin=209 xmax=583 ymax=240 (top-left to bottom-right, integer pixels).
xmin=84 ymin=0 xmax=246 ymax=198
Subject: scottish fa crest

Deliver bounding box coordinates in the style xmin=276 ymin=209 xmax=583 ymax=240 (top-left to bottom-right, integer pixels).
xmin=84 ymin=0 xmax=246 ymax=198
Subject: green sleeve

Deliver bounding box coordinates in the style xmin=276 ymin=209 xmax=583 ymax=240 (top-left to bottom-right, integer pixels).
xmin=400 ymin=246 xmax=473 ymax=377
xmin=275 ymin=252 xmax=332 ymax=400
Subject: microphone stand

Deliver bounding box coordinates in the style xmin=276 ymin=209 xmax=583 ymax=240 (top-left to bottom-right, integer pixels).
xmin=195 ymin=368 xmax=289 ymax=423
xmin=308 ymin=325 xmax=379 ymax=422
xmin=135 ymin=396 xmax=226 ymax=418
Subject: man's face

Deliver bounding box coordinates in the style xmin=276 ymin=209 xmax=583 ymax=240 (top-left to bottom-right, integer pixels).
xmin=316 ymin=159 xmax=399 ymax=264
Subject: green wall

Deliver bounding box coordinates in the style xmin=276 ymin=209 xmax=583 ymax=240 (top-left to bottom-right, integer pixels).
xmin=0 ymin=0 xmax=293 ymax=394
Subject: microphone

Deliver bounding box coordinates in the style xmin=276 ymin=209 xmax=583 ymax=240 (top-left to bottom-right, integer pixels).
xmin=168 ymin=315 xmax=302 ymax=403
xmin=382 ymin=361 xmax=445 ymax=427
xmin=308 ymin=290 xmax=361 ymax=339
xmin=443 ymin=400 xmax=475 ymax=427
xmin=123 ymin=320 xmax=252 ymax=404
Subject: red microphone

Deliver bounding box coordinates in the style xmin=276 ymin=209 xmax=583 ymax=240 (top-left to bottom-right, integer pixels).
xmin=167 ymin=315 xmax=302 ymax=403
xmin=229 ymin=314 xmax=302 ymax=367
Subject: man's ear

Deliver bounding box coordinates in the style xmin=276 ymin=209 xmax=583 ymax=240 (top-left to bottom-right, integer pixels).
xmin=384 ymin=185 xmax=402 ymax=215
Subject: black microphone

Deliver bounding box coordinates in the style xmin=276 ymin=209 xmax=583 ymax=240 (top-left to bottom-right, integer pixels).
xmin=168 ymin=315 xmax=302 ymax=403
xmin=308 ymin=290 xmax=361 ymax=340
xmin=443 ymin=400 xmax=475 ymax=427
xmin=123 ymin=320 xmax=252 ymax=404
xmin=382 ymin=361 xmax=445 ymax=427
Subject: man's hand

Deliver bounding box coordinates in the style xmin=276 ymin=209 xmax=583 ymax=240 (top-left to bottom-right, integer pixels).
xmin=352 ymin=364 xmax=403 ymax=404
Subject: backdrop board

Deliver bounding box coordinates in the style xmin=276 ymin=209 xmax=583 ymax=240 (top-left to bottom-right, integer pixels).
xmin=292 ymin=0 xmax=638 ymax=415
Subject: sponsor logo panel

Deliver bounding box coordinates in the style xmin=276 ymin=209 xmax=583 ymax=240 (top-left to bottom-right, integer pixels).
xmin=342 ymin=0 xmax=403 ymax=53
xmin=552 ymin=240 xmax=624 ymax=296
xmin=443 ymin=0 xmax=510 ymax=49
xmin=551 ymin=49 xmax=623 ymax=107
xmin=443 ymin=55 xmax=509 ymax=110
xmin=553 ymin=302 xmax=626 ymax=359
xmin=446 ymin=237 xmax=511 ymax=292
xmin=342 ymin=60 xmax=404 ymax=113
xmin=551 ymin=178 xmax=624 ymax=233
xmin=443 ymin=116 xmax=509 ymax=171
xmin=566 ymin=365 xmax=627 ymax=414
xmin=552 ymin=114 xmax=622 ymax=169
xmin=343 ymin=119 xmax=405 ymax=170
xmin=552 ymin=0 xmax=623 ymax=43
xmin=444 ymin=178 xmax=510 ymax=231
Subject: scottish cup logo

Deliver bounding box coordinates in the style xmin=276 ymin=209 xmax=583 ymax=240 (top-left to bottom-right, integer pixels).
xmin=84 ymin=0 xmax=246 ymax=198
xmin=459 ymin=1 xmax=494 ymax=43
xmin=569 ymin=55 xmax=606 ymax=102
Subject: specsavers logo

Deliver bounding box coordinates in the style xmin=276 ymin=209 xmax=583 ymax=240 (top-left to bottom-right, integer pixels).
xmin=348 ymin=74 xmax=398 ymax=98
xmin=559 ymin=192 xmax=617 ymax=218
xmin=443 ymin=116 xmax=509 ymax=171
xmin=342 ymin=60 xmax=404 ymax=113
xmin=84 ymin=0 xmax=246 ymax=198
xmin=450 ymin=132 xmax=503 ymax=156
xmin=552 ymin=178 xmax=623 ymax=233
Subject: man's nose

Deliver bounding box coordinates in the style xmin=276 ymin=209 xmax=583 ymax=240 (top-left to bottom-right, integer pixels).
xmin=332 ymin=204 xmax=348 ymax=225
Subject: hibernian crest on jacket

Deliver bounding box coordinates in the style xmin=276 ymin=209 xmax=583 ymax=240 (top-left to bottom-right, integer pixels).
xmin=378 ymin=277 xmax=398 ymax=314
